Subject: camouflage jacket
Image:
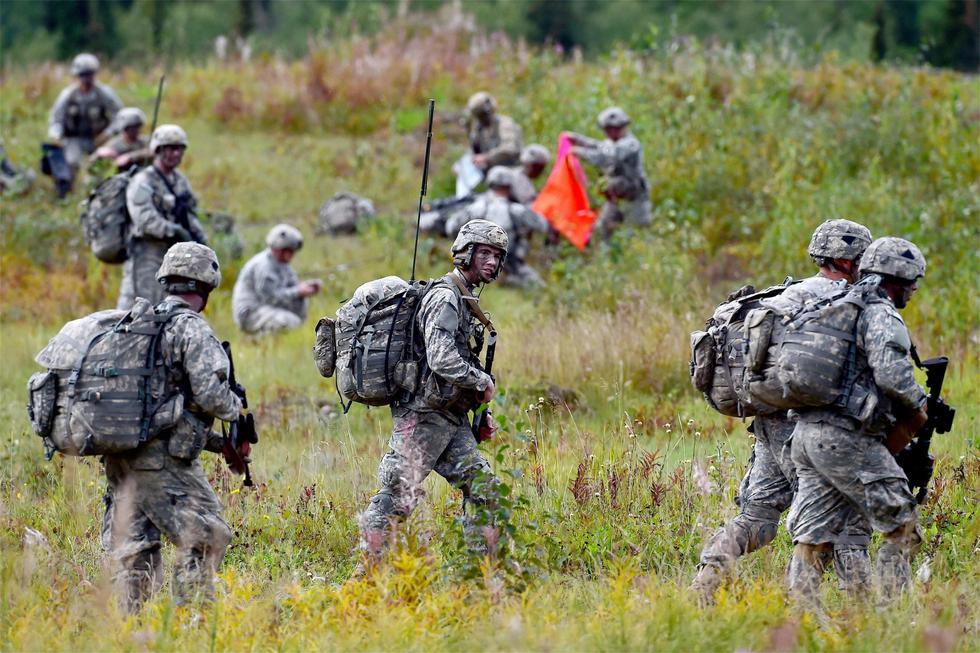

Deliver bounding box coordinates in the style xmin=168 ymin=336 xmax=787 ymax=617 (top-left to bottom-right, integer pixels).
xmin=795 ymin=287 xmax=927 ymax=435
xmin=468 ymin=114 xmax=522 ymax=168
xmin=445 ymin=193 xmax=548 ymax=259
xmin=509 ymin=166 xmax=538 ymax=205
xmin=126 ymin=164 xmax=206 ymax=245
xmin=48 ymin=82 xmax=123 ymax=140
xmin=101 ymin=134 xmax=152 ymax=165
xmin=408 ymin=270 xmax=492 ymax=417
xmin=232 ymin=249 xmax=307 ymax=325
xmin=571 ymin=132 xmax=649 ymax=200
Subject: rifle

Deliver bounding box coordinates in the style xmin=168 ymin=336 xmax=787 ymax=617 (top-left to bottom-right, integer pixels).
xmin=221 ymin=341 xmax=259 ymax=486
xmin=471 ymin=328 xmax=496 ymax=442
xmin=893 ymin=347 xmax=955 ymax=503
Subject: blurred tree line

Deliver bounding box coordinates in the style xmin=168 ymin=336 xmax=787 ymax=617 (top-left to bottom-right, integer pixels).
xmin=1 ymin=0 xmax=976 ymax=71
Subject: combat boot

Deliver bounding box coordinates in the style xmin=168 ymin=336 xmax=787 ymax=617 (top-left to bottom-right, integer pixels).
xmin=690 ymin=563 xmax=726 ymax=607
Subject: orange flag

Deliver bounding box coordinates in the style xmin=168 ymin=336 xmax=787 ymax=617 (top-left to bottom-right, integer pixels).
xmin=532 ymin=134 xmax=597 ymax=250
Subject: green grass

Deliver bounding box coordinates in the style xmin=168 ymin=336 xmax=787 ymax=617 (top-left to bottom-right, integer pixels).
xmin=1 ymin=20 xmax=979 ymax=652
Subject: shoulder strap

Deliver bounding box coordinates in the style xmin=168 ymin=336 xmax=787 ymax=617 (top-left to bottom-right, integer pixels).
xmin=448 ymin=273 xmax=493 ymax=331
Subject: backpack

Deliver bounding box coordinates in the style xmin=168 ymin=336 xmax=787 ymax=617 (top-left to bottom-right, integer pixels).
xmin=316 ymin=192 xmax=376 ymax=236
xmin=689 ymin=281 xmax=796 ymax=417
xmin=80 ymin=166 xmax=137 ymax=264
xmin=28 ymin=299 xmax=187 ymax=457
xmin=766 ymin=279 xmax=879 ymax=409
xmin=315 ymin=276 xmax=431 ymax=410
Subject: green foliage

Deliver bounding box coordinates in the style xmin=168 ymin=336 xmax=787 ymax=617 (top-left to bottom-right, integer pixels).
xmin=1 ymin=18 xmax=979 ymax=652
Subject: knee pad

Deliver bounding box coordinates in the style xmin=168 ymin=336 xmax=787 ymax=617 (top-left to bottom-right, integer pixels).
xmin=369 ymin=490 xmax=405 ymax=518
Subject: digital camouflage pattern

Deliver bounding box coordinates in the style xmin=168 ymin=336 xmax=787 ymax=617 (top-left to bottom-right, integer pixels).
xmin=859 ymin=236 xmax=927 ymax=281
xmin=468 ymin=113 xmax=523 ymax=169
xmin=233 ymin=249 xmax=308 ymax=333
xmin=787 ymin=285 xmax=927 ymax=606
xmin=100 ymin=294 xmax=241 ymax=613
xmin=359 ymin=270 xmax=496 ymax=554
xmin=569 ymin=131 xmax=650 ymax=237
xmin=807 ymin=219 xmax=873 ymax=261
xmin=316 ymin=192 xmax=375 ymax=235
xmin=47 ymin=82 xmax=123 ymax=171
xmin=97 ymin=134 xmax=151 ymax=165
xmin=119 ymin=166 xmax=205 ymax=310
xmin=509 ymin=166 xmax=538 ymax=205
xmin=692 ymin=274 xmax=871 ymax=602
xmin=445 ymin=194 xmax=548 ymax=287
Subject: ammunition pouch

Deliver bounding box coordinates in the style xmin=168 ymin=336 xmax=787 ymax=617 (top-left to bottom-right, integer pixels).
xmin=27 ymin=371 xmax=58 ymax=438
xmin=167 ymin=408 xmax=211 ymax=461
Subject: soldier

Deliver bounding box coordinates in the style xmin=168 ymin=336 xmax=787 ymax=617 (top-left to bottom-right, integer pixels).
xmin=691 ymin=219 xmax=874 ymax=605
xmin=119 ymin=124 xmax=207 ymax=310
xmin=510 ymin=144 xmax=550 ymax=206
xmin=567 ymin=107 xmax=650 ymax=239
xmin=0 ymin=141 xmax=36 ymax=195
xmin=101 ymin=242 xmax=245 ymax=612
xmin=232 ymin=224 xmax=322 ymax=334
xmin=465 ymin=91 xmax=523 ymax=173
xmin=358 ymin=220 xmax=508 ymax=568
xmin=445 ymin=166 xmax=550 ymax=288
xmin=787 ymin=237 xmax=929 ymax=610
xmin=91 ymin=107 xmax=152 ymax=171
xmin=47 ymin=53 xmax=123 ymax=192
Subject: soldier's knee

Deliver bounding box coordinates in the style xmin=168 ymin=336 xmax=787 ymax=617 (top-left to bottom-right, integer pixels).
xmin=739 ymin=503 xmax=782 ymax=550
xmin=368 ymin=490 xmax=406 ymax=519
xmin=210 ymin=519 xmax=232 ymax=555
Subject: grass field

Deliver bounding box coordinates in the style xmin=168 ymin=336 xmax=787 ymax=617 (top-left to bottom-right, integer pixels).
xmin=1 ymin=16 xmax=979 ymax=652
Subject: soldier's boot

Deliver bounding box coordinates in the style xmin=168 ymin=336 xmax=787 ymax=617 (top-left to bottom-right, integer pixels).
xmin=876 ymin=520 xmax=922 ymax=604
xmin=788 ymin=543 xmax=832 ymax=614
xmin=833 ymin=545 xmax=872 ymax=602
xmin=113 ymin=547 xmax=164 ymax=614
xmin=690 ymin=563 xmax=728 ymax=607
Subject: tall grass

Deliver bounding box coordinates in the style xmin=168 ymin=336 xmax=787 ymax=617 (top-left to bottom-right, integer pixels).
xmin=1 ymin=13 xmax=979 ymax=652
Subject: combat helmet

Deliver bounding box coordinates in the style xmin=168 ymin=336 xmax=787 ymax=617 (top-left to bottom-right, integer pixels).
xmin=150 ymin=124 xmax=188 ymax=152
xmin=808 ymin=219 xmax=872 ymax=263
xmin=266 ymin=223 xmax=304 ymax=251
xmin=451 ymin=219 xmax=509 ymax=278
xmin=859 ymin=237 xmax=926 ymax=282
xmin=485 ymin=166 xmax=514 ymax=189
xmin=116 ymin=107 xmax=146 ymax=130
xmin=71 ymin=53 xmax=100 ymax=76
xmin=520 ymin=144 xmax=550 ymax=166
xmin=467 ymin=92 xmax=497 ymax=120
xmin=597 ymin=107 xmax=630 ymax=129
xmin=157 ymin=242 xmax=221 ymax=293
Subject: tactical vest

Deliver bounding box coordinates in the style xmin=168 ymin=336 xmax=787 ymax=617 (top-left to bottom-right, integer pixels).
xmin=29 ymin=299 xmax=191 ymax=457
xmin=64 ymin=87 xmax=113 ymax=138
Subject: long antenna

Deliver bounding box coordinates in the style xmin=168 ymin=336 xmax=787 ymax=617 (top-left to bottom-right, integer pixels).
xmin=150 ymin=74 xmax=166 ymax=136
xmin=410 ymin=99 xmax=435 ymax=282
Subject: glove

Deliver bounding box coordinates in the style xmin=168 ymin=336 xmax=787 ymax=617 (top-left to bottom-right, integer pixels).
xmin=171 ymin=225 xmax=192 ymax=242
xmin=476 ymin=413 xmax=497 ymax=443
xmin=222 ymin=438 xmax=251 ymax=475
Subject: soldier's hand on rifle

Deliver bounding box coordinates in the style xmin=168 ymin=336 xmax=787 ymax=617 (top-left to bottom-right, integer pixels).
xmin=480 ymin=379 xmax=495 ymax=404
xmin=221 ymin=439 xmax=251 ymax=474
xmin=478 ymin=413 xmax=498 ymax=443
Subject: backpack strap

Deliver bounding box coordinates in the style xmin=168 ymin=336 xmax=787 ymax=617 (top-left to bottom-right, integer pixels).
xmin=448 ymin=272 xmax=494 ymax=331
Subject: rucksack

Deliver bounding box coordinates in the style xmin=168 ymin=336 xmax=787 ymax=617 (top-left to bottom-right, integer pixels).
xmin=765 ymin=279 xmax=880 ymax=409
xmin=314 ymin=276 xmax=431 ymax=410
xmin=316 ymin=192 xmax=375 ymax=236
xmin=690 ymin=281 xmax=796 ymax=417
xmin=80 ymin=166 xmax=137 ymax=264
xmin=28 ymin=299 xmax=187 ymax=457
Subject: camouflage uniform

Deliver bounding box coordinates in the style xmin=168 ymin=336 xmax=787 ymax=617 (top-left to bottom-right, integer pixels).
xmin=100 ymin=294 xmax=241 ymax=612
xmin=787 ymin=237 xmax=928 ymax=608
xmin=99 ymin=134 xmax=151 ymax=166
xmin=509 ymin=167 xmax=538 ymax=206
xmin=360 ymin=267 xmax=498 ymax=554
xmin=232 ymin=249 xmax=308 ymax=333
xmin=570 ymin=132 xmax=650 ymax=237
xmin=119 ymin=166 xmax=205 ymax=310
xmin=445 ymin=193 xmax=549 ymax=288
xmin=694 ymin=275 xmax=872 ymax=599
xmin=47 ymin=82 xmax=122 ymax=172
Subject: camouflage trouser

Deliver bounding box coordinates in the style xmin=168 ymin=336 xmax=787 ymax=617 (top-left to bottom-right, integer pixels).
xmin=694 ymin=415 xmax=870 ymax=600
xmin=237 ymin=305 xmax=304 ymax=334
xmin=500 ymin=260 xmax=543 ymax=288
xmin=787 ymin=421 xmax=921 ymax=606
xmin=102 ymin=439 xmax=232 ymax=613
xmin=359 ymin=407 xmax=499 ymax=555
xmin=594 ymin=195 xmax=651 ymax=240
xmin=64 ymin=136 xmax=95 ymax=173
xmin=120 ymin=240 xmax=169 ymax=309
